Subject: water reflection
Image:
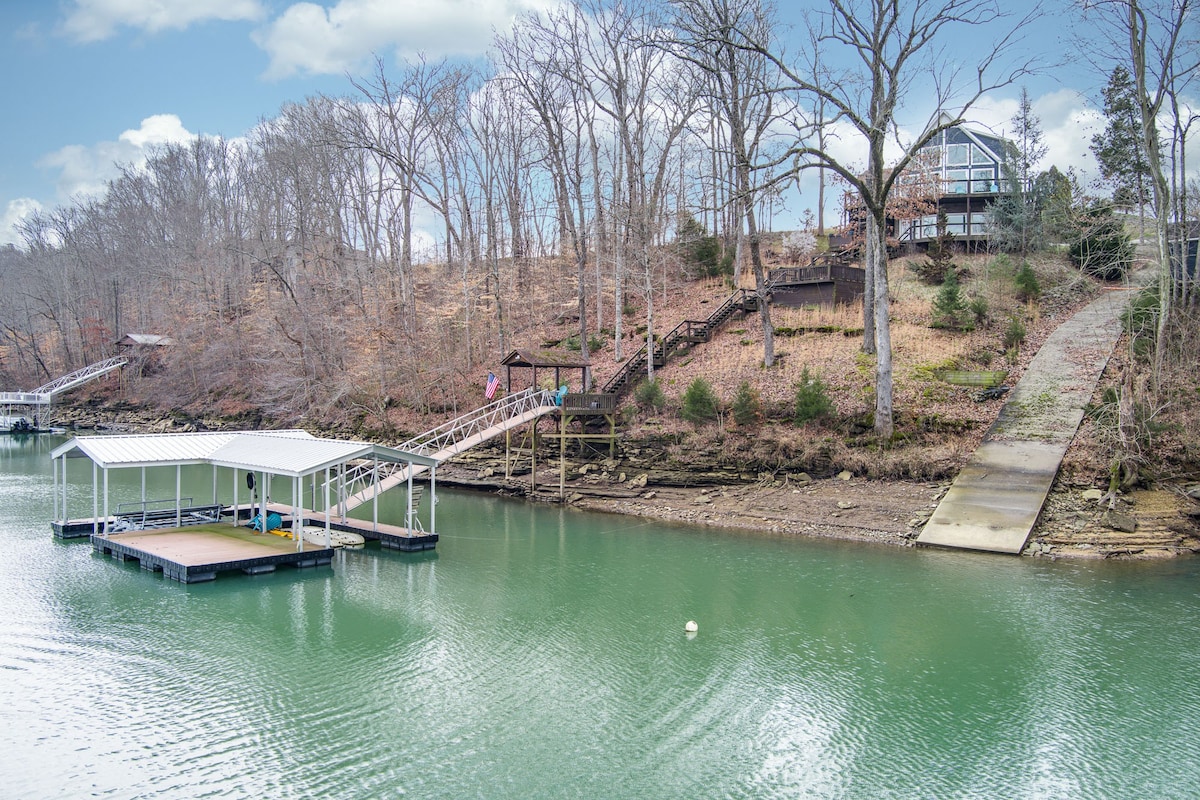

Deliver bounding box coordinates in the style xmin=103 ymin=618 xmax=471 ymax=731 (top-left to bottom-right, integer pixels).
xmin=0 ymin=434 xmax=1197 ymax=798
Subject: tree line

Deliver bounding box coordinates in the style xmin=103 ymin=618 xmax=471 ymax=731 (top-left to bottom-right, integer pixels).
xmin=0 ymin=0 xmax=1195 ymax=440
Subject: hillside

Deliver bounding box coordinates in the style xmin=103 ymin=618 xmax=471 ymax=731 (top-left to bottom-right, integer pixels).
xmin=63 ymin=246 xmax=1108 ymax=481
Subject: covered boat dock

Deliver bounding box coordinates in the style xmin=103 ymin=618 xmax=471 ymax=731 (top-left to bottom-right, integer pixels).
xmin=50 ymin=430 xmax=441 ymax=582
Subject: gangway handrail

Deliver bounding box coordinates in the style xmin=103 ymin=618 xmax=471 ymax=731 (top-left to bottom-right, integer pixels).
xmin=31 ymin=356 xmax=127 ymax=397
xmin=397 ymin=387 xmax=556 ymax=457
xmin=326 ymin=388 xmax=558 ymax=514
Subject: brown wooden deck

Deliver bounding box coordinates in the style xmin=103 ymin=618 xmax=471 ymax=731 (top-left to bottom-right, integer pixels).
xmin=93 ymin=523 xmax=333 ymax=583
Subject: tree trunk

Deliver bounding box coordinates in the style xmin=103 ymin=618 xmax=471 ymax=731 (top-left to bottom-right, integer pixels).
xmin=866 ymin=211 xmax=893 ymax=438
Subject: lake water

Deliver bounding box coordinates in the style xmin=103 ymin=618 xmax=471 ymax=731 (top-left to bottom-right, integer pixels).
xmin=2 ymin=434 xmax=1199 ymax=799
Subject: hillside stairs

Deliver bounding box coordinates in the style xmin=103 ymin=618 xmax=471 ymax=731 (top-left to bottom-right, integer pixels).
xmin=602 ymin=288 xmax=758 ymax=399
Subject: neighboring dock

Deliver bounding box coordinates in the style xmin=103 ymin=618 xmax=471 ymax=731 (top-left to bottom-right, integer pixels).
xmin=917 ymin=287 xmax=1135 ymax=554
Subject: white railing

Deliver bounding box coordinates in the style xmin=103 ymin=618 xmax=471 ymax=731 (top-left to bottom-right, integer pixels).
xmin=30 ymin=356 xmax=127 ymax=398
xmin=325 ymin=387 xmax=557 ymax=513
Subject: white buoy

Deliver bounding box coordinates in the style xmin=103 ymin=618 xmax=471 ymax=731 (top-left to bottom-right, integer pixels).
xmin=684 ymin=620 xmax=698 ymax=633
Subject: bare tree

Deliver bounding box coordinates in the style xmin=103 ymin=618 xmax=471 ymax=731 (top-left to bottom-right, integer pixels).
xmin=671 ymin=0 xmax=784 ymax=368
xmin=498 ymin=9 xmax=601 ymax=375
xmin=735 ymin=0 xmax=1037 ymax=437
xmin=1080 ymin=0 xmax=1199 ymax=376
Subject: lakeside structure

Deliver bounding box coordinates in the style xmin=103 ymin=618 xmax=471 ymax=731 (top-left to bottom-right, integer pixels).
xmin=51 ymin=430 xmax=441 ymax=582
xmin=838 ymin=114 xmax=1016 ymax=250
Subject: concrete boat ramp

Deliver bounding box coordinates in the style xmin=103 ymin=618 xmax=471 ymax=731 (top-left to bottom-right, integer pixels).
xmin=917 ymin=288 xmax=1134 ymax=554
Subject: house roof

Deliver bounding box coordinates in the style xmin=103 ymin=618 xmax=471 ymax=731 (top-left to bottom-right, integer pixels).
xmin=51 ymin=430 xmax=438 ymax=478
xmin=117 ymin=333 xmax=173 ymax=346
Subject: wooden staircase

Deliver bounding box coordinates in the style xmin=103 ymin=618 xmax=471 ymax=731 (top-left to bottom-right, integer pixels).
xmin=602 ymin=288 xmax=756 ymax=399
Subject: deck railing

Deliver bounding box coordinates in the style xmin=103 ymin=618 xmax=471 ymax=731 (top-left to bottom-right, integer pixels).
xmin=561 ymin=393 xmax=616 ymax=414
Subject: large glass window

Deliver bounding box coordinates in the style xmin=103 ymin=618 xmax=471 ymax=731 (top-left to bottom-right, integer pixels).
xmin=971 ymin=145 xmax=994 ymax=166
xmin=920 ymin=214 xmax=938 ymax=239
xmin=947 ymin=143 xmax=970 ymax=166
xmin=945 ymin=169 xmax=968 ymax=193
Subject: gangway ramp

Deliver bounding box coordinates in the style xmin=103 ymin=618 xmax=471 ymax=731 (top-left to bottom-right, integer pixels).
xmin=1 ymin=356 xmax=128 ymax=425
xmin=336 ymin=388 xmax=557 ymax=513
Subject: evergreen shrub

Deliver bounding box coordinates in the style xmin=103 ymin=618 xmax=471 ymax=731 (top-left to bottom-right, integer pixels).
xmin=681 ymin=378 xmax=719 ymax=424
xmin=794 ymin=367 xmax=833 ymax=425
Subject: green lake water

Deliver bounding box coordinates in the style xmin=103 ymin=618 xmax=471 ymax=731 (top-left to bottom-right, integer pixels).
xmin=2 ymin=434 xmax=1198 ymax=799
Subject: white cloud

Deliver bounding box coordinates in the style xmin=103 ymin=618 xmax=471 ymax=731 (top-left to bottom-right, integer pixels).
xmin=38 ymin=114 xmax=197 ymax=201
xmin=254 ymin=0 xmax=558 ymax=79
xmin=62 ymin=0 xmax=265 ymax=42
xmin=962 ymin=90 xmax=1102 ymax=182
xmin=1 ymin=199 xmax=44 ymax=247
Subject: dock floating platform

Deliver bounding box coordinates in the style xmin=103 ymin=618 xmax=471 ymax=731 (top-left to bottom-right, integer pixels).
xmin=91 ymin=524 xmax=333 ymax=584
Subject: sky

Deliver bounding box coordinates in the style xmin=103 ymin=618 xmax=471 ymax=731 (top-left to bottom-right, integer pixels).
xmin=0 ymin=0 xmax=1138 ymax=247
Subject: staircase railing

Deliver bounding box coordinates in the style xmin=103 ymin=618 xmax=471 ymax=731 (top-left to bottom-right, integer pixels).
xmin=601 ymin=288 xmax=752 ymax=398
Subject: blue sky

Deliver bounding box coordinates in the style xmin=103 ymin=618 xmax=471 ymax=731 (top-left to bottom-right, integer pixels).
xmin=0 ymin=0 xmax=1136 ymax=246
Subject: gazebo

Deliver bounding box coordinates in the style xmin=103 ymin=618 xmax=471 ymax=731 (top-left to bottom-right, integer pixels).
xmin=500 ymin=348 xmax=592 ymax=395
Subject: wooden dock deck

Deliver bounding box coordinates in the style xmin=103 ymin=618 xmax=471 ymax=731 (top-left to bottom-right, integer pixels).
xmin=93 ymin=524 xmax=333 ymax=583
xmin=58 ymin=502 xmax=437 ymax=550
xmin=81 ymin=501 xmax=437 ymax=583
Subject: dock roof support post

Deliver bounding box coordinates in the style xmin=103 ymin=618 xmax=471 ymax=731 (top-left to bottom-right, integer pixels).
xmin=92 ymin=461 xmax=98 ymax=537
xmin=430 ymin=464 xmax=436 ymax=536
xmin=61 ymin=456 xmax=67 ymax=525
xmin=103 ymin=467 xmax=110 ymax=536
xmin=372 ymin=455 xmax=379 ymax=533
xmin=338 ymin=468 xmax=346 ymax=524
xmin=175 ymin=465 xmax=182 ymax=528
xmin=324 ymin=467 xmax=331 ymax=545
xmin=294 ymin=475 xmax=302 ymax=552
xmin=232 ymin=469 xmax=239 ymax=526
xmin=406 ymin=467 xmax=414 ymax=534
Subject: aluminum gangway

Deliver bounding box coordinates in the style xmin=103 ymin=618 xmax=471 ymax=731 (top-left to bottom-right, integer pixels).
xmin=332 ymin=388 xmax=558 ymax=514
xmin=1 ymin=356 xmax=127 ymax=424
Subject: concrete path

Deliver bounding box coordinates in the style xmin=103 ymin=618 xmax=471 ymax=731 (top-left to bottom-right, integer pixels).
xmin=917 ymin=287 xmax=1134 ymax=554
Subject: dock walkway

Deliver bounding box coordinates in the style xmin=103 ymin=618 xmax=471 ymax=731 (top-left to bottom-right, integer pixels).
xmin=917 ymin=287 xmax=1135 ymax=554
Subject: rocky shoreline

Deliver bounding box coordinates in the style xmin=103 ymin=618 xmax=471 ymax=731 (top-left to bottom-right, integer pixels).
xmin=49 ymin=403 xmax=1200 ymax=559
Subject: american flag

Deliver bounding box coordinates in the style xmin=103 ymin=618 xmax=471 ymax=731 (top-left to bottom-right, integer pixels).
xmin=485 ymin=372 xmax=500 ymax=400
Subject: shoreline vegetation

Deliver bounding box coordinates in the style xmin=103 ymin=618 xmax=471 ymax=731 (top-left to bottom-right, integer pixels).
xmin=36 ymin=250 xmax=1200 ymax=561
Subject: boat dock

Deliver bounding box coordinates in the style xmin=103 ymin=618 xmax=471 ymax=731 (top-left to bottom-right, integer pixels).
xmin=93 ymin=524 xmax=334 ymax=583
xmin=77 ymin=503 xmax=436 ymax=583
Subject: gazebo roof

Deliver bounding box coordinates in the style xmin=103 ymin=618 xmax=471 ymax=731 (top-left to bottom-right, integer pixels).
xmin=51 ymin=430 xmax=438 ymax=478
xmin=500 ymin=348 xmax=591 ymax=369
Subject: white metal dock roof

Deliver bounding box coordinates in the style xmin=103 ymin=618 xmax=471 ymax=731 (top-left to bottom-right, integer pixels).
xmin=51 ymin=430 xmax=439 ymax=477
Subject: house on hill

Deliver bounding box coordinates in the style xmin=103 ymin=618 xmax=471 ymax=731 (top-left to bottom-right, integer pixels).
xmin=893 ymin=115 xmax=1012 ymax=247
xmin=838 ymin=115 xmax=1016 ymax=251
xmin=116 ymin=333 xmax=173 ymax=376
